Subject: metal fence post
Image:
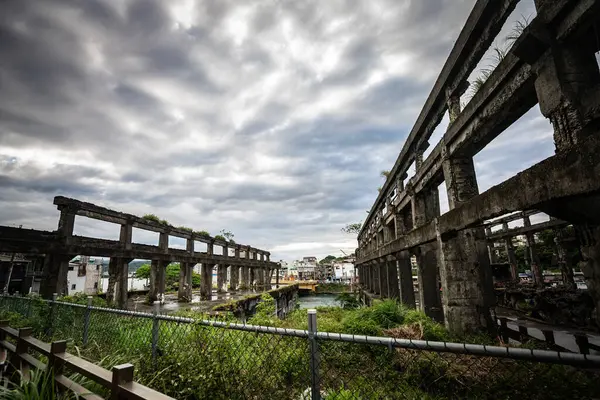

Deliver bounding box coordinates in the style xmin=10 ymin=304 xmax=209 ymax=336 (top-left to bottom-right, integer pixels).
xmin=47 ymin=293 xmax=58 ymax=338
xmin=83 ymin=296 xmax=93 ymax=346
xmin=308 ymin=309 xmax=320 ymax=400
xmin=151 ymin=302 xmax=160 ymax=368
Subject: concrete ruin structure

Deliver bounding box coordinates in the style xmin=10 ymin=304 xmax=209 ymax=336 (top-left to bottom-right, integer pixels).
xmin=0 ymin=196 xmax=279 ymax=308
xmin=355 ymin=0 xmax=600 ymax=334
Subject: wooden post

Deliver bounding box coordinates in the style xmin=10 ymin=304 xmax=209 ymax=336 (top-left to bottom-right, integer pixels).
xmin=111 ymin=363 xmax=134 ymax=400
xmin=575 ymin=334 xmax=590 ymax=354
xmin=16 ymin=327 xmax=33 ymax=381
xmin=499 ymin=317 xmax=509 ymax=344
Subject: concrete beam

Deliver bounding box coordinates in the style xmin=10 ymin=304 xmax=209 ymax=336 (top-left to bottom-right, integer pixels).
xmin=486 ymin=218 xmax=568 ymax=241
xmin=358 ymin=133 xmax=600 ymax=264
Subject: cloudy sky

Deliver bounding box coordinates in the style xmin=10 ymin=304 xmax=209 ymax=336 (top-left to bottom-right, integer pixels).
xmin=0 ymin=0 xmax=553 ymax=262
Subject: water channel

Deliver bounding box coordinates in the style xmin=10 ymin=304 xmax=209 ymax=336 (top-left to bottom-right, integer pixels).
xmin=127 ymin=286 xmax=342 ymax=315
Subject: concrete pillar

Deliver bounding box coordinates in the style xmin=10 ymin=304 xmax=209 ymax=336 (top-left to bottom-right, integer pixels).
xmin=578 ymin=226 xmax=600 ymax=328
xmin=115 ymin=258 xmax=130 ymax=309
xmin=523 ymin=216 xmax=543 ymax=286
xmin=531 ymin=35 xmax=600 ymax=151
xmin=178 ymin=262 xmax=193 ymax=302
xmin=396 ymin=252 xmax=415 ymax=307
xmin=276 ymin=267 xmax=280 ymax=288
xmin=250 ymin=268 xmax=256 ymax=288
xmin=555 ymin=229 xmax=575 ymax=290
xmin=200 ymin=263 xmax=214 ymax=300
xmin=41 ymin=254 xmax=70 ymax=299
xmin=372 ymin=263 xmax=381 ymax=295
xmin=240 ymin=266 xmax=250 ymax=290
xmin=229 ymin=266 xmax=240 ymax=291
xmin=387 ymin=260 xmax=400 ymax=300
xmin=416 ymin=244 xmax=443 ymax=322
xmin=379 ymin=262 xmax=389 ymax=298
xmin=505 ymin=238 xmax=519 ymax=280
xmin=148 ymin=259 xmax=166 ymax=304
xmin=217 ymin=264 xmax=227 ymax=293
xmin=440 ymin=154 xmax=495 ymax=334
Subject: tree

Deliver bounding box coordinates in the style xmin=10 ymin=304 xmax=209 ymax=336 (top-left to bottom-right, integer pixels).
xmin=380 ymin=170 xmax=390 ymax=180
xmin=135 ymin=264 xmax=151 ymax=279
xmin=219 ymin=229 xmax=235 ymax=241
xmin=319 ymin=255 xmax=337 ymax=265
xmin=342 ymin=222 xmax=362 ymax=235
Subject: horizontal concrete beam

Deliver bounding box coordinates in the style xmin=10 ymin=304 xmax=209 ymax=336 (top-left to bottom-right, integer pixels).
xmin=486 ymin=219 xmax=569 ymax=241
xmin=53 ymin=196 xmax=268 ymax=255
xmin=0 ymin=227 xmax=277 ymax=268
xmin=357 ymin=134 xmax=600 ymax=264
xmin=482 ymin=210 xmax=539 ymax=228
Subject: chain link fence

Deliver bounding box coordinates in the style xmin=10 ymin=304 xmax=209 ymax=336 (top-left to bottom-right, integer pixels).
xmin=1 ymin=295 xmax=599 ymax=399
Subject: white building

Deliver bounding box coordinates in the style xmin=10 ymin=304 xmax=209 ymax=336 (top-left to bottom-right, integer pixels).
xmin=332 ymin=261 xmax=355 ymax=282
xmin=66 ymin=256 xmax=102 ymax=295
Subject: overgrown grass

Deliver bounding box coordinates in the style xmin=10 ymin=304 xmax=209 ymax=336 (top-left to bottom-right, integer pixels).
xmin=0 ymin=296 xmax=598 ymax=399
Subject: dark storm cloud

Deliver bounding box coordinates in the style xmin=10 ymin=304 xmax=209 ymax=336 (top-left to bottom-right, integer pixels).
xmin=0 ymin=0 xmax=543 ymax=260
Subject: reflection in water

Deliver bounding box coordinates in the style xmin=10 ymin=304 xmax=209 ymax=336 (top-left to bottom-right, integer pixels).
xmin=128 ymin=287 xmax=273 ymax=314
xmin=297 ymin=293 xmax=341 ymax=309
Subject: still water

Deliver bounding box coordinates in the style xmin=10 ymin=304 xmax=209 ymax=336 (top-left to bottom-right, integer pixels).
xmin=297 ymin=293 xmax=341 ymax=309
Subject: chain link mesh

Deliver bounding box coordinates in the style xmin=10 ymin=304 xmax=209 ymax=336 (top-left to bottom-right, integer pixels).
xmin=1 ymin=296 xmax=599 ymax=400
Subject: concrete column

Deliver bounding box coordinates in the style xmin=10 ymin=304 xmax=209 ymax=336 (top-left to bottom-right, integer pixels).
xmin=416 ymin=244 xmax=443 ymax=322
xmin=367 ymin=265 xmax=373 ymax=293
xmin=396 ymin=251 xmax=415 ymax=307
xmin=502 ymin=223 xmax=518 ymax=280
xmin=276 ymin=267 xmax=280 ymax=288
xmin=505 ymin=238 xmax=519 ymax=280
xmin=229 ymin=266 xmax=240 ymax=291
xmin=440 ymin=154 xmax=494 ymax=334
xmin=379 ymin=262 xmax=389 ymax=298
xmin=148 ymin=259 xmax=166 ymax=304
xmin=387 ymin=260 xmax=400 ymax=299
xmin=524 ymin=217 xmax=543 ymax=287
xmin=41 ymin=254 xmax=70 ymax=299
xmin=555 ymin=229 xmax=575 ymax=290
xmin=531 ymin=36 xmax=600 ymax=151
xmin=178 ymin=262 xmax=193 ymax=302
xmin=115 ymin=258 xmax=131 ymax=309
xmin=240 ymin=266 xmax=250 ymax=290
xmin=217 ymin=264 xmax=227 ymax=293
xmin=373 ymin=263 xmax=381 ymax=295
xmin=250 ymin=268 xmax=256 ymax=288
xmin=200 ymin=263 xmax=214 ymax=300
xmin=578 ymin=226 xmax=600 ymax=328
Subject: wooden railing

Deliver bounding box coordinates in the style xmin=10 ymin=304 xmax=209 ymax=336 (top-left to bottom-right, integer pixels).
xmin=0 ymin=321 xmax=174 ymax=399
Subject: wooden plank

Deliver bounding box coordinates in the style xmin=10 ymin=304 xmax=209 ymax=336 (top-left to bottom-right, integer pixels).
xmin=20 ymin=353 xmax=46 ymax=370
xmin=119 ymin=381 xmax=176 ymax=400
xmin=22 ymin=336 xmax=51 ymax=356
xmin=56 ymin=353 xmax=112 ymax=388
xmin=0 ymin=339 xmax=16 ymax=353
xmin=55 ymin=375 xmax=105 ymax=400
xmin=1 ymin=326 xmax=19 ymax=338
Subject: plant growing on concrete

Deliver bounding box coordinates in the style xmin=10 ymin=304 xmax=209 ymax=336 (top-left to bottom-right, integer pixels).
xmin=194 ymin=230 xmax=211 ymax=238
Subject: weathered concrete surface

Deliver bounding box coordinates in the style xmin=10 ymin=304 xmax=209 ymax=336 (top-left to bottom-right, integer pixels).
xmin=416 ymin=244 xmax=443 ymax=322
xmin=200 ymin=263 xmax=214 ymax=301
xmin=213 ymin=284 xmax=299 ymax=321
xmin=578 ymin=226 xmax=600 ymax=328
xmin=148 ymin=259 xmax=167 ymax=304
xmin=396 ymin=252 xmax=415 ymax=308
xmin=229 ymin=265 xmax=240 ymax=291
xmin=217 ymin=264 xmax=227 ymax=293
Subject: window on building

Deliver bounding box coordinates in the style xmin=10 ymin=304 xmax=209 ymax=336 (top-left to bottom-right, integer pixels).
xmin=71 ymin=284 xmax=76 ymax=290
xmin=94 ymin=282 xmax=98 ymax=289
